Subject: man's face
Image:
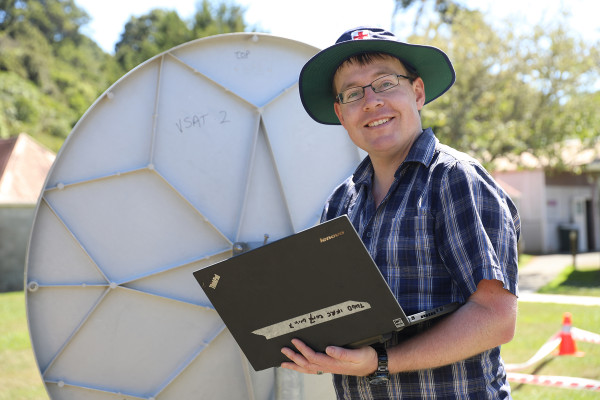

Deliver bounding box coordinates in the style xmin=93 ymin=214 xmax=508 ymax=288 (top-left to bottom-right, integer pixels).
xmin=333 ymin=55 xmax=425 ymax=163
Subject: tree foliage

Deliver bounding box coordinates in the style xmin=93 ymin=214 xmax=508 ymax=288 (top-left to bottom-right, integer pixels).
xmin=0 ymin=0 xmax=598 ymax=168
xmin=0 ymin=0 xmax=119 ymax=150
xmin=115 ymin=0 xmax=247 ymax=72
xmin=409 ymin=8 xmax=600 ymax=170
xmin=393 ymin=0 xmax=465 ymax=31
xmin=0 ymin=0 xmax=249 ymax=152
xmin=114 ymin=9 xmax=192 ymax=72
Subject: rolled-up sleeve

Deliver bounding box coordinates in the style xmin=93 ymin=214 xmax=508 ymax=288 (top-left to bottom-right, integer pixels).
xmin=436 ymin=160 xmax=520 ymax=299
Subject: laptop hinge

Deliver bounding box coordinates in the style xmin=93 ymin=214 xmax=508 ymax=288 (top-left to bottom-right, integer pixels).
xmin=347 ymin=333 xmax=393 ymax=348
xmin=406 ymin=303 xmax=460 ymax=324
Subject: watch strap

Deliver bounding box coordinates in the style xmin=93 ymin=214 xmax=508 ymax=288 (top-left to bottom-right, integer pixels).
xmin=368 ymin=345 xmax=389 ymax=385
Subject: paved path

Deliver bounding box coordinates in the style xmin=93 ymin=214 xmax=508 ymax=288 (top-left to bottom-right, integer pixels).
xmin=518 ymin=252 xmax=600 ymax=306
xmin=519 ymin=292 xmax=600 ymax=306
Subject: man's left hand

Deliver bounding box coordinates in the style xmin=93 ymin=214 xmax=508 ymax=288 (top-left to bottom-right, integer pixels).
xmin=280 ymin=339 xmax=378 ymax=376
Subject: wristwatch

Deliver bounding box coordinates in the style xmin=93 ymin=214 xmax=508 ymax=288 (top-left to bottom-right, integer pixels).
xmin=367 ymin=345 xmax=390 ymax=385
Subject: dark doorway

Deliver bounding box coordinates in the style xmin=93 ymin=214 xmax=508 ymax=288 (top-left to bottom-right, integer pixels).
xmin=586 ymin=199 xmax=595 ymax=250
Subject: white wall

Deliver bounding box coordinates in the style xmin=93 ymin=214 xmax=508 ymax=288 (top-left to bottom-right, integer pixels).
xmin=494 ymin=170 xmax=546 ymax=254
xmin=0 ymin=204 xmax=35 ymax=292
xmin=546 ymin=185 xmax=593 ymax=252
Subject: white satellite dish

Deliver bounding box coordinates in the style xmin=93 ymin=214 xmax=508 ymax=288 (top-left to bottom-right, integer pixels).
xmin=26 ymin=33 xmax=363 ymax=400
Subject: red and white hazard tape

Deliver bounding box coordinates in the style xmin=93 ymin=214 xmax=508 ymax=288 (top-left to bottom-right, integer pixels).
xmin=508 ymin=372 xmax=600 ymax=391
xmin=505 ymin=324 xmax=600 ymax=390
xmin=505 ymin=337 xmax=561 ymax=372
xmin=572 ymin=327 xmax=600 ymax=345
xmin=506 ymin=326 xmax=600 ymax=372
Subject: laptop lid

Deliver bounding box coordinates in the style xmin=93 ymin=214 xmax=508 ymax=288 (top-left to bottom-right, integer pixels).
xmin=193 ymin=215 xmax=457 ymax=371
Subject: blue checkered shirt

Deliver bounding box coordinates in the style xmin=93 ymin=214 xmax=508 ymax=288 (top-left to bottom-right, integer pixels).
xmin=321 ymin=128 xmax=520 ymax=399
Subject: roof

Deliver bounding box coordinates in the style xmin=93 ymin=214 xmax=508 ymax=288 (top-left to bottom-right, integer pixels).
xmin=0 ymin=133 xmax=56 ymax=204
xmin=0 ymin=136 xmax=17 ymax=178
xmin=493 ymin=139 xmax=600 ymax=172
xmin=494 ymin=177 xmax=521 ymax=200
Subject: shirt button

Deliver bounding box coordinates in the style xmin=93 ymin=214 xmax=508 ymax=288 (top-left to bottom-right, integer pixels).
xmin=366 ymin=232 xmax=372 ymax=238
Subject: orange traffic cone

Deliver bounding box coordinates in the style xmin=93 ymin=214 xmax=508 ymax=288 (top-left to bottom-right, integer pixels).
xmin=557 ymin=312 xmax=584 ymax=357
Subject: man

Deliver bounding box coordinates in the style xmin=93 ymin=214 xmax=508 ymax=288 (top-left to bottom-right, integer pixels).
xmin=280 ymin=27 xmax=521 ymax=399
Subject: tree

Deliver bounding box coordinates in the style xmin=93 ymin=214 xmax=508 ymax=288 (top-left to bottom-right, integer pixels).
xmin=191 ymin=0 xmax=246 ymax=37
xmin=21 ymin=0 xmax=89 ymax=43
xmin=115 ymin=0 xmax=248 ymax=72
xmin=0 ymin=0 xmax=119 ymax=150
xmin=393 ymin=0 xmax=464 ymax=32
xmin=409 ymin=9 xmax=600 ymax=169
xmin=0 ymin=0 xmax=251 ymax=151
xmin=114 ymin=9 xmax=191 ymax=72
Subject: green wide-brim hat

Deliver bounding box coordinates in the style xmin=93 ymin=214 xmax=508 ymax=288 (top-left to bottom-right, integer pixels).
xmin=299 ymin=26 xmax=456 ymax=125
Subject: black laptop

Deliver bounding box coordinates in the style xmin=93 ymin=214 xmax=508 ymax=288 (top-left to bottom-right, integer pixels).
xmin=193 ymin=215 xmax=459 ymax=371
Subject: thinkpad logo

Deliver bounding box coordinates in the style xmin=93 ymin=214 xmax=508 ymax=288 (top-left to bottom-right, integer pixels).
xmin=209 ymin=274 xmax=220 ymax=289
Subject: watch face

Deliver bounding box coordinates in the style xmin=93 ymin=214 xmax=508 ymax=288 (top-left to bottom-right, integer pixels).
xmin=369 ymin=376 xmax=390 ymax=385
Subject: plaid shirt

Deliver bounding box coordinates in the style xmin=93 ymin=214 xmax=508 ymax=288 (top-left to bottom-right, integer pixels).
xmin=321 ymin=128 xmax=520 ymax=399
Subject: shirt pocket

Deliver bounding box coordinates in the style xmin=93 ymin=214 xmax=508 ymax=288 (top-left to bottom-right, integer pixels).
xmin=386 ymin=212 xmax=437 ymax=277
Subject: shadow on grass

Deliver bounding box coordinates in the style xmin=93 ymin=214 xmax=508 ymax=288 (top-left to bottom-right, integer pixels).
xmin=538 ymin=266 xmax=600 ymax=296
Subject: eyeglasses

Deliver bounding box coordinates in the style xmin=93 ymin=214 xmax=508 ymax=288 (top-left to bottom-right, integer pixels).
xmin=336 ymin=74 xmax=413 ymax=104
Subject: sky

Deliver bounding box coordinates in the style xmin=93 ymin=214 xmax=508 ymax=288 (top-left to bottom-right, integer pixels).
xmin=75 ymin=0 xmax=600 ymax=54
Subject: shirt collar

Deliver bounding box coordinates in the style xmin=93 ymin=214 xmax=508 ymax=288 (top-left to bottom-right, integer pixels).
xmin=352 ymin=155 xmax=374 ymax=187
xmin=402 ymin=127 xmax=437 ymax=167
xmin=352 ymin=128 xmax=437 ymax=186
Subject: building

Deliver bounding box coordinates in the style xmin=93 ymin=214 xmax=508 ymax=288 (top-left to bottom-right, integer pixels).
xmin=493 ymin=140 xmax=600 ymax=254
xmin=0 ymin=133 xmax=55 ymax=291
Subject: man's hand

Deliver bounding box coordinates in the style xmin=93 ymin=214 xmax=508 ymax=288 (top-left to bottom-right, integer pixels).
xmin=281 ymin=339 xmax=378 ymax=376
xmin=280 ymin=279 xmax=516 ymax=377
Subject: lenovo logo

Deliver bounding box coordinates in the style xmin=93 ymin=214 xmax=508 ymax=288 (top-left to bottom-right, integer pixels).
xmin=320 ymin=230 xmax=345 ymax=243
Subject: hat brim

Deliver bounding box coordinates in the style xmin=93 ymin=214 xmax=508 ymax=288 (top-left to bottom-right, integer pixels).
xmin=299 ymin=39 xmax=455 ymax=125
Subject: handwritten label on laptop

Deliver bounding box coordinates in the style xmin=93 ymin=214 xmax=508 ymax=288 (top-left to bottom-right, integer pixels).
xmin=252 ymin=301 xmax=371 ymax=340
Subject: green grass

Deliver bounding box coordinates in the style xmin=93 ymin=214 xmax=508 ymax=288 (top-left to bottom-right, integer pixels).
xmin=538 ymin=264 xmax=600 ymax=297
xmin=2 ymin=285 xmax=599 ymax=400
xmin=503 ymin=302 xmax=600 ymax=399
xmin=508 ymin=258 xmax=600 ymax=398
xmin=518 ymin=253 xmax=534 ymax=269
xmin=0 ymin=291 xmax=47 ymax=400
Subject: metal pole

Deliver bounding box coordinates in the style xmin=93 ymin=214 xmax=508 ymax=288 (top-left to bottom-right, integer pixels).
xmin=275 ymin=369 xmax=304 ymax=400
xmin=570 ymin=229 xmax=577 ymax=270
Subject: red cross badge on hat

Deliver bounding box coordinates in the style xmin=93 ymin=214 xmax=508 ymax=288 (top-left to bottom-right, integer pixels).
xmin=351 ymin=30 xmax=371 ymax=40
